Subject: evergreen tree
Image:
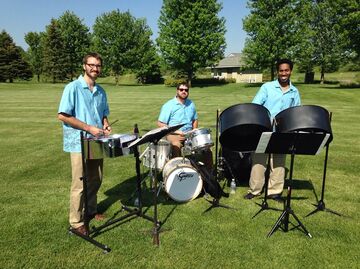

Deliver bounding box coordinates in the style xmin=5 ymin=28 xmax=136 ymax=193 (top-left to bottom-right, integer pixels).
xmin=0 ymin=30 xmax=32 ymax=82
xmin=42 ymin=19 xmax=67 ymax=83
xmin=157 ymin=0 xmax=226 ymax=84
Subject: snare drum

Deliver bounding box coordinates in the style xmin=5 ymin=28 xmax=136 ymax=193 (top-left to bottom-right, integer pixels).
xmin=186 ymin=128 xmax=214 ymax=152
xmin=162 ymin=157 xmax=203 ymax=202
xmin=142 ymin=140 xmax=171 ymax=170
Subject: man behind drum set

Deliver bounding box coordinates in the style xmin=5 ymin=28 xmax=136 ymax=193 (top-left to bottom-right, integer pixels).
xmin=157 ymin=82 xmax=213 ymax=171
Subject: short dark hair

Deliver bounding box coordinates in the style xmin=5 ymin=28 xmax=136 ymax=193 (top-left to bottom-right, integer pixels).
xmin=83 ymin=52 xmax=103 ymax=66
xmin=276 ymin=58 xmax=293 ymax=71
xmin=176 ymin=82 xmax=189 ymax=90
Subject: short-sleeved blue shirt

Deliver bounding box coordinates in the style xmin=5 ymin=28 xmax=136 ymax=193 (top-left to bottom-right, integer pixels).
xmin=58 ymin=75 xmax=110 ymax=152
xmin=158 ymin=97 xmax=198 ymax=132
xmin=252 ymin=79 xmax=301 ymax=119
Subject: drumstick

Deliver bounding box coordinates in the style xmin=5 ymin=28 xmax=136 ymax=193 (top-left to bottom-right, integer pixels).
xmin=105 ymin=119 xmax=118 ymax=131
xmin=108 ymin=119 xmax=119 ymax=127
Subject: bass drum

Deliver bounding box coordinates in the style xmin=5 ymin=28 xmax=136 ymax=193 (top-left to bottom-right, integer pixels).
xmin=219 ymin=103 xmax=272 ymax=152
xmin=275 ymin=105 xmax=333 ymax=144
xmin=162 ymin=157 xmax=202 ymax=202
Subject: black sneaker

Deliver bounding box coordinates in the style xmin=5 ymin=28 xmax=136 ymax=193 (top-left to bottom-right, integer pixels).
xmin=244 ymin=193 xmax=256 ymax=200
xmin=267 ymin=194 xmax=283 ymax=202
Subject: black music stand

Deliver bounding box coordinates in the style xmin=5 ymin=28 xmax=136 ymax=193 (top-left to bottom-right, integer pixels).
xmin=127 ymin=124 xmax=185 ymax=245
xmin=257 ymin=131 xmax=331 ymax=238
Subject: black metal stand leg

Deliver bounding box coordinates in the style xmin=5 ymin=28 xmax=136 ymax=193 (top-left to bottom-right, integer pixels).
xmin=253 ymin=154 xmax=282 ymax=219
xmin=68 ymin=133 xmax=111 ymax=253
xmin=306 ymin=142 xmax=342 ymax=217
xmin=267 ymin=153 xmax=311 ymax=238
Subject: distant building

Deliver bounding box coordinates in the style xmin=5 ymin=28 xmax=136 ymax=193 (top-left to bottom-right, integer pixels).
xmin=211 ymin=53 xmax=262 ymax=83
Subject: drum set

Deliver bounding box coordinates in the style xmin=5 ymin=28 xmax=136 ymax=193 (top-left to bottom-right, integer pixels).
xmin=140 ymin=128 xmax=214 ymax=203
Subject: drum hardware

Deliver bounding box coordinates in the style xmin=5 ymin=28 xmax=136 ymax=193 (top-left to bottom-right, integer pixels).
xmin=68 ymin=132 xmax=111 ymax=253
xmin=127 ymin=123 xmax=185 ymax=245
xmin=305 ymin=112 xmax=342 ymax=217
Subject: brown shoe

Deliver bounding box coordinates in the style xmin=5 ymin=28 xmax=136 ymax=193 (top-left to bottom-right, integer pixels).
xmin=72 ymin=225 xmax=88 ymax=236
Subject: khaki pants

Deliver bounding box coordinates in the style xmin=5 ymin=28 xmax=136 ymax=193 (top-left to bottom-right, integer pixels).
xmin=69 ymin=153 xmax=103 ymax=228
xmin=248 ymin=153 xmax=285 ymax=196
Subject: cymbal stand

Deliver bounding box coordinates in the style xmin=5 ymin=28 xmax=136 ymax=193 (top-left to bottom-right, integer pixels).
xmin=69 ymin=132 xmax=111 ymax=253
xmin=252 ymin=154 xmax=282 ymax=219
xmin=306 ymin=113 xmax=342 ymax=217
xmin=267 ymin=147 xmax=312 ymax=238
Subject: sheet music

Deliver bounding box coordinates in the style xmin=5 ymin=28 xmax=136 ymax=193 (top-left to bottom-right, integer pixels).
xmin=255 ymin=132 xmax=272 ymax=153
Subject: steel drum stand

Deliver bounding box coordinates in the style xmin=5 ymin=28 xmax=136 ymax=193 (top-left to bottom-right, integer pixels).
xmin=258 ymin=131 xmax=331 ymax=238
xmin=306 ymin=113 xmax=342 ymax=217
xmin=68 ymin=132 xmax=111 ymax=253
xmin=305 ymin=141 xmax=342 ymax=217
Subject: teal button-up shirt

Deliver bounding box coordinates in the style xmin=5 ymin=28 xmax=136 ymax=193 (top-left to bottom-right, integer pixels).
xmin=252 ymin=79 xmax=301 ymax=119
xmin=58 ymin=75 xmax=110 ymax=152
xmin=158 ymin=97 xmax=198 ymax=132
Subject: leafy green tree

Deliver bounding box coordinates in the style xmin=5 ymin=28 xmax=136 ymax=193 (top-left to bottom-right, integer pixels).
xmin=242 ymin=0 xmax=303 ymax=80
xmin=295 ymin=0 xmax=345 ymax=83
xmin=157 ymin=0 xmax=226 ymax=84
xmin=339 ymin=0 xmax=360 ymax=59
xmin=42 ymin=19 xmax=67 ymax=83
xmin=25 ymin=32 xmax=44 ymax=82
xmin=93 ymin=10 xmax=157 ymax=84
xmin=57 ymin=11 xmax=91 ymax=80
xmin=0 ymin=30 xmax=32 ymax=82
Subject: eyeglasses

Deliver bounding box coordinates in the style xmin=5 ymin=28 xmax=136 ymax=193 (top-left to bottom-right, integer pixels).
xmin=86 ymin=63 xmax=102 ymax=69
xmin=178 ymin=88 xmax=189 ymax=92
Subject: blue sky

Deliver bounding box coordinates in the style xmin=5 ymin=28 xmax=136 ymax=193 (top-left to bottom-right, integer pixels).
xmin=0 ymin=0 xmax=250 ymax=55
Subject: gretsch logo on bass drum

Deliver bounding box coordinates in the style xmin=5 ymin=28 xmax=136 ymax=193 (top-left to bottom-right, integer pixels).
xmin=177 ymin=170 xmax=194 ymax=181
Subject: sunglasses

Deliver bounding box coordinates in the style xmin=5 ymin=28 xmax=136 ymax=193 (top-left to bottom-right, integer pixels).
xmin=178 ymin=88 xmax=189 ymax=92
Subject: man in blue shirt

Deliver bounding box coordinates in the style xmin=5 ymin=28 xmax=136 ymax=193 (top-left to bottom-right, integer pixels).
xmin=244 ymin=59 xmax=301 ymax=200
xmin=158 ymin=83 xmax=198 ymax=157
xmin=58 ymin=52 xmax=111 ymax=235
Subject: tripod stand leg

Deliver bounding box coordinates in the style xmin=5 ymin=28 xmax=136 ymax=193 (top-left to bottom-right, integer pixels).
xmin=69 ymin=227 xmax=111 ymax=253
xmin=289 ymin=210 xmax=312 ymax=238
xmin=267 ymin=210 xmax=287 ymax=237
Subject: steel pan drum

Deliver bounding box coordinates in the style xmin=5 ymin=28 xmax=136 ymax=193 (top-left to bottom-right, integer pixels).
xmin=219 ymin=103 xmax=272 ymax=151
xmin=275 ymin=105 xmax=333 ymax=144
xmin=84 ymin=133 xmax=137 ymax=159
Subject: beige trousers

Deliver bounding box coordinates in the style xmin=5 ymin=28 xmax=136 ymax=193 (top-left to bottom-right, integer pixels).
xmin=69 ymin=153 xmax=103 ymax=228
xmin=248 ymin=153 xmax=286 ymax=196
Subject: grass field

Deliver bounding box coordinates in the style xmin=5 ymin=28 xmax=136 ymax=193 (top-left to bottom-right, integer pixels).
xmin=0 ymin=78 xmax=359 ymax=269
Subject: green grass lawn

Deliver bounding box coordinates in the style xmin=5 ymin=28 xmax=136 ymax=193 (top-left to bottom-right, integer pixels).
xmin=0 ymin=79 xmax=359 ymax=269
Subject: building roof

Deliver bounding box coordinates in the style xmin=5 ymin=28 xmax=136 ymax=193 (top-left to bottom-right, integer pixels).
xmin=214 ymin=53 xmax=245 ymax=68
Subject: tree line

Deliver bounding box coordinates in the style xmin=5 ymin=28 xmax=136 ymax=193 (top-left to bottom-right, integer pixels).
xmin=0 ymin=0 xmax=358 ymax=84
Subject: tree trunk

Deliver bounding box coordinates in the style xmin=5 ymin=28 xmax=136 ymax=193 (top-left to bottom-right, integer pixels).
xmin=271 ymin=64 xmax=275 ymax=81
xmin=304 ymin=72 xmax=315 ymax=84
xmin=320 ymin=67 xmax=325 ymax=84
